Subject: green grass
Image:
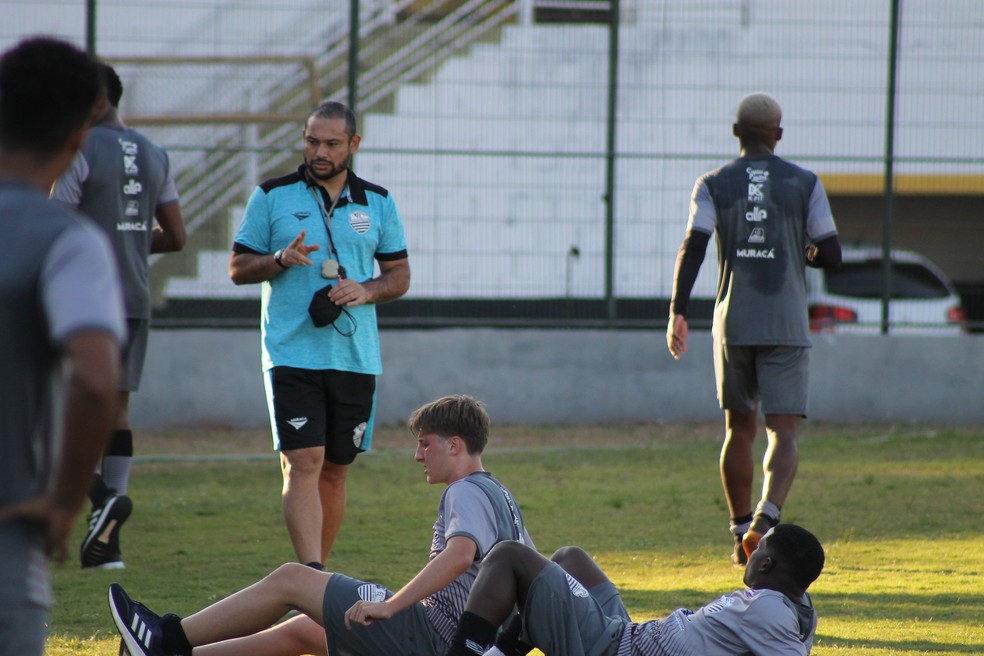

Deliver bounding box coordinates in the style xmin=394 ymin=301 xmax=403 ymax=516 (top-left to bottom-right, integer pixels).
xmin=47 ymin=423 xmax=984 ymax=655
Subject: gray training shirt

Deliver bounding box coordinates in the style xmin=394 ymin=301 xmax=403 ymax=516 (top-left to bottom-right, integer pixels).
xmin=51 ymin=123 xmax=179 ymax=318
xmin=688 ymin=155 xmax=837 ymax=346
xmin=0 ymin=180 xmax=124 ymax=611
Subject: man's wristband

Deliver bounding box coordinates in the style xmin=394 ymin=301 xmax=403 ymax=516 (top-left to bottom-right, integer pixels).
xmin=273 ymin=249 xmax=288 ymax=269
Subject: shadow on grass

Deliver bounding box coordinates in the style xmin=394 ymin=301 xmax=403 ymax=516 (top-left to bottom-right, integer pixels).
xmin=815 ymin=635 xmax=982 ymax=653
xmin=814 ymin=591 xmax=984 ymax=624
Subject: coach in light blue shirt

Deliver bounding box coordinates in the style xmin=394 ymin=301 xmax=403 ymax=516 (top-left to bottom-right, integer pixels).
xmin=230 ymin=101 xmax=409 ymax=570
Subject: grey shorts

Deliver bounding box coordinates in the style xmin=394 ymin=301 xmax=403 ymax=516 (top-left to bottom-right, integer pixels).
xmin=120 ymin=318 xmax=149 ymax=392
xmin=713 ymin=342 xmax=810 ymax=416
xmin=522 ymin=562 xmax=626 ymax=656
xmin=322 ymin=573 xmax=446 ymax=656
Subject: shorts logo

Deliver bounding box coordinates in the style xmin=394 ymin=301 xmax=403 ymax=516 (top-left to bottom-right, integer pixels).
xmin=357 ymin=583 xmax=387 ymax=602
xmin=352 ymin=422 xmax=367 ymax=447
xmin=287 ymin=417 xmax=308 ymax=430
xmin=564 ymin=572 xmax=589 ymax=598
xmin=349 ymin=211 xmax=371 ymax=234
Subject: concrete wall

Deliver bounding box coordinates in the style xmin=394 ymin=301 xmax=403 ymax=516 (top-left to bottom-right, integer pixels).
xmin=130 ymin=329 xmax=984 ymax=429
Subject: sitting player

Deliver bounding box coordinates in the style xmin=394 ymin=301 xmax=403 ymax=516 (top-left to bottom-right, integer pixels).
xmin=445 ymin=524 xmax=823 ymax=656
xmin=108 ymin=394 xmax=533 ymax=656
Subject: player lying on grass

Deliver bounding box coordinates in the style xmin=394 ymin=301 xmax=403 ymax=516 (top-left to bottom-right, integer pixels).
xmin=108 ymin=394 xmax=533 ymax=656
xmin=444 ymin=524 xmax=823 ymax=656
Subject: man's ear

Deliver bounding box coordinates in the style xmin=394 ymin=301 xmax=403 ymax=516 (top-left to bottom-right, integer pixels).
xmin=775 ymin=126 xmax=783 ymax=142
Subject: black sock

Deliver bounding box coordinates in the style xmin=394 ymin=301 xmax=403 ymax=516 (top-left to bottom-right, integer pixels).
xmin=87 ymin=473 xmax=113 ymax=508
xmin=305 ymin=561 xmax=324 ymax=570
xmin=446 ymin=611 xmax=497 ymax=656
xmin=495 ymin=613 xmax=533 ymax=656
xmin=160 ymin=614 xmax=192 ymax=656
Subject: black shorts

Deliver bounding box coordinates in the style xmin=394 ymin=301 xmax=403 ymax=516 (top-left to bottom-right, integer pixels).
xmin=263 ymin=367 xmax=376 ymax=465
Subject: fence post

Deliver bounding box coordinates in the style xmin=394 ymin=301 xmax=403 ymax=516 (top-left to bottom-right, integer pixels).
xmin=880 ymin=0 xmax=901 ymax=334
xmin=604 ymin=0 xmax=621 ymax=322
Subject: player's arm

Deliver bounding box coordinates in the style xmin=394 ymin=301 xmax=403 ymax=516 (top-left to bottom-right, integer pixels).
xmin=805 ymin=234 xmax=841 ymax=269
xmin=667 ymin=229 xmax=710 ymax=359
xmin=343 ymin=535 xmax=476 ymax=628
xmin=150 ymin=201 xmax=186 ymax=254
xmin=804 ymin=178 xmax=841 ymax=270
xmin=329 ymin=256 xmax=410 ymax=308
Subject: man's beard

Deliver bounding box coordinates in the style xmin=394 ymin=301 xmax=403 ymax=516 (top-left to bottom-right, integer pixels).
xmin=307 ymin=155 xmax=350 ymax=181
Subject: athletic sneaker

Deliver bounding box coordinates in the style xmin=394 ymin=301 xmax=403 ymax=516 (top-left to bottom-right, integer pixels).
xmin=81 ymin=494 xmax=132 ymax=569
xmin=108 ymin=583 xmax=169 ymax=656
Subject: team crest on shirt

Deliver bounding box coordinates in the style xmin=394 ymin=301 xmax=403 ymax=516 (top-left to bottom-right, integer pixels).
xmin=349 ymin=211 xmax=371 ymax=234
xmin=293 ymin=211 xmax=311 ymax=220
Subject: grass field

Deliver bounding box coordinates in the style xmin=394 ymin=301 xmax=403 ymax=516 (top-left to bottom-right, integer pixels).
xmin=47 ymin=422 xmax=984 ymax=655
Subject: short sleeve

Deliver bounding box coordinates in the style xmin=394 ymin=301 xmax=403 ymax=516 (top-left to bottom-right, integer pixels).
xmin=805 ymin=178 xmax=837 ymax=242
xmin=49 ymin=151 xmax=89 ymax=208
xmin=687 ymin=177 xmax=717 ymax=236
xmin=443 ymin=481 xmax=499 ymax=558
xmin=233 ymin=186 xmax=273 ymax=253
xmin=41 ymin=223 xmax=125 ymax=344
xmin=375 ymin=193 xmax=408 ymax=258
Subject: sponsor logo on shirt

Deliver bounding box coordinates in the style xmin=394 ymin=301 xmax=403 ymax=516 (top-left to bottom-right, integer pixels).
xmin=746 ymin=167 xmax=768 ymax=203
xmin=748 ymin=227 xmax=766 ymax=243
xmin=737 ymin=248 xmax=776 ymax=259
xmin=123 ymin=179 xmax=142 ymax=195
xmin=745 ymin=207 xmax=767 ymax=222
xmin=746 ymin=167 xmax=769 ymax=183
xmin=124 ymin=200 xmax=140 ymax=217
xmin=119 ymin=140 xmax=140 ymax=175
xmin=349 ymin=210 xmax=370 ymax=234
xmin=116 ymin=221 xmax=147 ymax=231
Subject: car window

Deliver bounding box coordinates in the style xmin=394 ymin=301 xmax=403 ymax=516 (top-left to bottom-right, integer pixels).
xmin=824 ymin=261 xmax=951 ymax=299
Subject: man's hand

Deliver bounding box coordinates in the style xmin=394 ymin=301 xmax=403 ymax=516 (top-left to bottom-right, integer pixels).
xmin=0 ymin=495 xmax=77 ymax=564
xmin=343 ymin=599 xmax=394 ymax=629
xmin=667 ymin=314 xmax=689 ymax=360
xmin=279 ymin=230 xmax=321 ymax=267
xmin=329 ymin=278 xmax=370 ymax=307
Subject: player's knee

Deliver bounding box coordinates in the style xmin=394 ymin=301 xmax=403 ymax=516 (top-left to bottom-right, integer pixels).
xmin=550 ymin=546 xmax=593 ymax=573
xmin=282 ymin=448 xmax=324 ymax=477
xmin=487 ymin=540 xmax=527 ymax=566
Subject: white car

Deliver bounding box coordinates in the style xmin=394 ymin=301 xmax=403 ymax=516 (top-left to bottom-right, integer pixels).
xmin=806 ymin=247 xmax=967 ymax=334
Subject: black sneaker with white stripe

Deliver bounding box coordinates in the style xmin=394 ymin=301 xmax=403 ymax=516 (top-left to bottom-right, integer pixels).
xmin=108 ymin=583 xmax=168 ymax=656
xmin=81 ymin=494 xmax=132 ymax=569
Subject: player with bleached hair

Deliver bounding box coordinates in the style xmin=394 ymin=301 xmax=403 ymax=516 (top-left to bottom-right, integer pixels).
xmin=667 ymin=92 xmax=842 ymax=565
